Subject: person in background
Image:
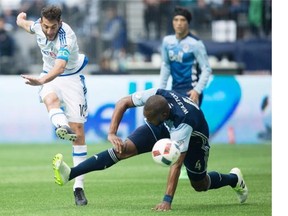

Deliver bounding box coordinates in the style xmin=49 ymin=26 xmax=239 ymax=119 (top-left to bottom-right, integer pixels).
xmin=100 ymin=5 xmax=127 ymax=61
xmin=159 ymin=6 xmax=212 ymax=179
xmin=16 ymin=5 xmax=89 ymax=206
xmin=248 ymin=0 xmax=263 ymax=38
xmin=143 ymin=0 xmax=160 ymax=40
xmin=0 ymin=15 xmax=15 ymax=74
xmin=52 ymin=88 xmax=248 ymax=211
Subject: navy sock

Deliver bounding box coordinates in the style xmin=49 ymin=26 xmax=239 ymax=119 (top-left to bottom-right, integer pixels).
xmin=208 ymin=171 xmax=238 ymax=189
xmin=69 ymin=148 xmax=119 ymax=180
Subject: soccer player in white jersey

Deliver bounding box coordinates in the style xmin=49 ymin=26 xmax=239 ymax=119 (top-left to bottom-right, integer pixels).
xmin=159 ymin=6 xmax=212 ymax=179
xmin=16 ymin=5 xmax=89 ymax=206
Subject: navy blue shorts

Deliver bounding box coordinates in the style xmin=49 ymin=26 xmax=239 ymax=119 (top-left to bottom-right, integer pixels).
xmin=127 ymin=122 xmax=170 ymax=154
xmin=184 ymin=136 xmax=210 ymax=181
xmin=127 ymin=120 xmax=210 ymax=182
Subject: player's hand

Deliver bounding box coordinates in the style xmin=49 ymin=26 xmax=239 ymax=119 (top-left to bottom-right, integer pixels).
xmin=16 ymin=12 xmax=27 ymax=25
xmin=187 ymin=89 xmax=199 ymax=105
xmin=152 ymin=201 xmax=172 ymax=212
xmin=17 ymin=12 xmax=27 ymax=20
xmin=21 ymin=74 xmax=44 ymax=86
xmin=107 ymin=133 xmax=124 ymax=153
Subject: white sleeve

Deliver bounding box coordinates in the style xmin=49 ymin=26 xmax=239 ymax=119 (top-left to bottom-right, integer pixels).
xmin=169 ymin=123 xmax=193 ymax=153
xmin=30 ymin=18 xmax=40 ymax=34
xmin=159 ymin=37 xmax=171 ymax=89
xmin=193 ymin=41 xmax=212 ymax=94
xmin=131 ymin=88 xmax=158 ymax=106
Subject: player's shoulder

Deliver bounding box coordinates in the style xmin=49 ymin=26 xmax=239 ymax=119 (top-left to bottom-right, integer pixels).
xmin=187 ymin=32 xmax=200 ymax=41
xmin=58 ymin=22 xmax=77 ymax=39
xmin=185 ymin=33 xmax=206 ymax=48
xmin=30 ymin=18 xmax=41 ymax=32
xmin=163 ymin=34 xmax=176 ymax=43
xmin=60 ymin=22 xmax=74 ymax=33
xmin=185 ymin=33 xmax=203 ymax=43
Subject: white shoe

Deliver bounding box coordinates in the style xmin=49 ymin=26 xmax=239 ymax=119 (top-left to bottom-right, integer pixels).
xmin=230 ymin=167 xmax=248 ymax=203
xmin=56 ymin=125 xmax=77 ymax=142
xmin=53 ymin=153 xmax=71 ymax=186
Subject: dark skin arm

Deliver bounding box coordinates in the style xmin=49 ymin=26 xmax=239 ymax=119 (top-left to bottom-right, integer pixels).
xmin=152 ymin=153 xmax=186 ymax=211
xmin=108 ymin=95 xmax=135 ymax=153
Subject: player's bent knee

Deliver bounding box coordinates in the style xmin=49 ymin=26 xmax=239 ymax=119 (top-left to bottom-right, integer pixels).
xmin=115 ymin=142 xmax=138 ymax=160
xmin=191 ymin=179 xmax=209 ymax=192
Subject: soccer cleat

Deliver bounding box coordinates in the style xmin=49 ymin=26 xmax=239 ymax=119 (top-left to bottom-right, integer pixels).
xmin=53 ymin=153 xmax=70 ymax=186
xmin=230 ymin=167 xmax=248 ymax=203
xmin=56 ymin=125 xmax=77 ymax=142
xmin=74 ymin=188 xmax=88 ymax=206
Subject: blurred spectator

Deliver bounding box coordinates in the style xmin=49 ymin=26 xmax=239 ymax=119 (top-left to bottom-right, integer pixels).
xmin=18 ymin=0 xmax=46 ymax=20
xmin=258 ymin=94 xmax=272 ymax=141
xmin=248 ymin=0 xmax=263 ymax=37
xmin=99 ymin=5 xmax=128 ymax=71
xmin=262 ymin=0 xmax=271 ymax=37
xmin=227 ymin=0 xmax=249 ymax=39
xmin=99 ymin=55 xmax=115 ymax=73
xmin=228 ymin=0 xmax=248 ymax=21
xmin=143 ymin=0 xmax=160 ymax=40
xmin=191 ymin=0 xmax=212 ymax=30
xmin=208 ymin=0 xmax=228 ymax=20
xmin=2 ymin=8 xmax=18 ymax=30
xmin=0 ymin=15 xmax=15 ymax=74
xmin=158 ymin=0 xmax=174 ymax=36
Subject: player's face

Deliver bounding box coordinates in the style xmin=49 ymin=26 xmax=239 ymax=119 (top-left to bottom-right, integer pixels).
xmin=40 ymin=17 xmax=61 ymax=41
xmin=173 ymin=15 xmax=189 ymax=38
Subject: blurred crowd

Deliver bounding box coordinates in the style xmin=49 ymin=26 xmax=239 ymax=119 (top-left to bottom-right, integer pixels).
xmin=0 ymin=0 xmax=271 ymax=75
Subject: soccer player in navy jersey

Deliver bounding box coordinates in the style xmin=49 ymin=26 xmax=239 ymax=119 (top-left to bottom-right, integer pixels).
xmin=16 ymin=5 xmax=88 ymax=205
xmin=159 ymin=6 xmax=212 ymax=179
xmin=53 ymin=88 xmax=248 ymax=211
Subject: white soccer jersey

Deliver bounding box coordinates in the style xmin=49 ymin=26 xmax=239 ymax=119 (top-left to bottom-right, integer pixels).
xmin=30 ymin=19 xmax=85 ymax=75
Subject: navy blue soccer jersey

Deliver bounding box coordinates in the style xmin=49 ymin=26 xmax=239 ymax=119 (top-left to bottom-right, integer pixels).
xmin=159 ymin=33 xmax=212 ymax=96
xmin=131 ymin=88 xmax=209 ymax=153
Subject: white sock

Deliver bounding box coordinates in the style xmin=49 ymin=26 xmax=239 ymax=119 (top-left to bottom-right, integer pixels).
xmin=72 ymin=145 xmax=87 ymax=190
xmin=49 ymin=108 xmax=69 ymax=128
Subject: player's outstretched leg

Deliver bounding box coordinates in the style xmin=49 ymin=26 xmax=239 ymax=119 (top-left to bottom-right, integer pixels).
xmin=230 ymin=167 xmax=248 ymax=203
xmin=56 ymin=125 xmax=77 ymax=142
xmin=53 ymin=153 xmax=71 ymax=186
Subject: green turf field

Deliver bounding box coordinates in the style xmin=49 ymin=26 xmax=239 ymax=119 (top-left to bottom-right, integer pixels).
xmin=0 ymin=142 xmax=271 ymax=216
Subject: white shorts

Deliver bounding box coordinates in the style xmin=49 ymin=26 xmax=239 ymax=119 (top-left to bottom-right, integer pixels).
xmin=39 ymin=73 xmax=88 ymax=123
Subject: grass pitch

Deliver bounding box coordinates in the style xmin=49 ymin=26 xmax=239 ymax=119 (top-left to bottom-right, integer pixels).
xmin=0 ymin=142 xmax=271 ymax=216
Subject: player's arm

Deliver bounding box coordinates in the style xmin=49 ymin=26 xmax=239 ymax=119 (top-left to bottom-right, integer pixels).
xmin=21 ymin=45 xmax=69 ymax=85
xmin=41 ymin=59 xmax=67 ymax=83
xmin=40 ymin=45 xmax=71 ymax=83
xmin=153 ymin=124 xmax=192 ymax=211
xmin=16 ymin=12 xmax=34 ymax=33
xmin=108 ymin=88 xmax=158 ymax=153
xmin=159 ymin=38 xmax=171 ymax=89
xmin=153 ymin=152 xmax=186 ymax=212
xmin=21 ymin=59 xmax=67 ymax=86
xmin=193 ymin=41 xmax=212 ymax=95
xmin=108 ymin=95 xmax=135 ymax=153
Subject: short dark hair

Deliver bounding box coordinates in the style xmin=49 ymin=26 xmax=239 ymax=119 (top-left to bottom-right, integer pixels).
xmin=144 ymin=95 xmax=168 ymax=119
xmin=173 ymin=6 xmax=192 ymax=23
xmin=41 ymin=5 xmax=62 ymax=22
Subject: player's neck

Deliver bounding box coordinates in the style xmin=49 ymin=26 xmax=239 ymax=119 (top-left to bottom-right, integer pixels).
xmin=175 ymin=31 xmax=189 ymax=40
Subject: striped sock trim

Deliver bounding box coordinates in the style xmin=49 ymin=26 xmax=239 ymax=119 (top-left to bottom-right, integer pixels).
xmin=108 ymin=148 xmax=119 ymax=163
